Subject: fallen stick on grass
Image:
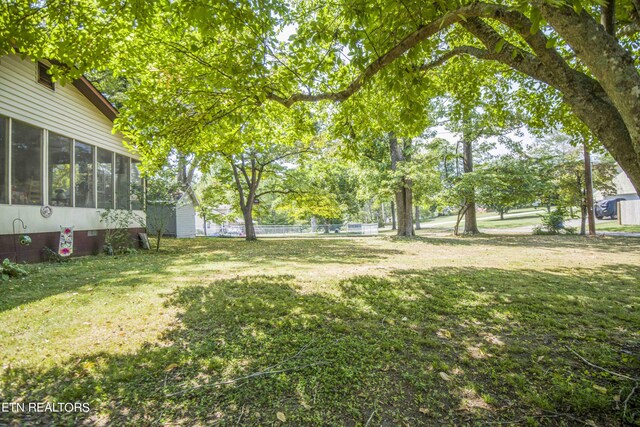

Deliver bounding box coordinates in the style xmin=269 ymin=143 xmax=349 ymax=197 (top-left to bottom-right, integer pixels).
xmin=165 ymin=361 xmax=328 ymax=397
xmin=565 ymin=346 xmax=638 ymax=382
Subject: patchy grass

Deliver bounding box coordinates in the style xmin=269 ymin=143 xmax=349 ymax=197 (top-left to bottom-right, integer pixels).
xmin=476 ymin=213 xmax=544 ymax=230
xmin=418 ymin=208 xmax=544 ymax=228
xmin=1 ymin=235 xmax=639 ymax=426
xmin=596 ymin=223 xmax=640 ymax=233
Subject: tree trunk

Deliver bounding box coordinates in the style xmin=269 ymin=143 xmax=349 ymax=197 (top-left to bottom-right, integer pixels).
xmin=389 ymin=134 xmax=414 ymax=236
xmin=414 ymin=205 xmax=421 ymax=230
xmin=601 ymin=0 xmax=616 ymax=36
xmin=229 ymin=158 xmax=259 ymax=242
xmin=463 ymin=14 xmax=640 ymax=197
xmin=536 ymin=4 xmax=640 ymax=196
xmin=462 ymin=138 xmax=479 ymax=234
xmin=390 ymin=201 xmax=396 ymax=230
xmin=243 ymin=203 xmax=256 ymax=241
xmin=500 ymin=209 xmax=504 ymax=220
xmin=576 ymin=169 xmax=585 ymax=235
xmin=454 ymin=205 xmax=469 ymax=236
xmin=584 ymin=145 xmax=596 ymax=236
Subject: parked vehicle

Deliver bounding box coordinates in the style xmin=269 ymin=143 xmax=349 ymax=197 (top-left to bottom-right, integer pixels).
xmin=594 ymin=197 xmax=626 ymax=220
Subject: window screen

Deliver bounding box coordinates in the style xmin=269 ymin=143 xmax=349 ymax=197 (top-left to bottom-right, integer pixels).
xmin=0 ymin=116 xmax=7 ymax=204
xmin=11 ymin=120 xmax=42 ymax=205
xmin=130 ymin=159 xmax=143 ymax=210
xmin=115 ymin=154 xmax=130 ymax=210
xmin=74 ymin=141 xmax=94 ymax=208
xmin=48 ymin=132 xmax=72 ymax=207
xmin=97 ymin=148 xmax=114 ymax=209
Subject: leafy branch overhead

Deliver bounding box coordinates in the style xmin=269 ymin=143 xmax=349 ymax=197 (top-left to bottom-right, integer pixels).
xmin=2 ymin=0 xmax=640 ymax=196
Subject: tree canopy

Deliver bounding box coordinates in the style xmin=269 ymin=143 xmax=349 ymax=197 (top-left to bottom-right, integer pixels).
xmin=3 ymin=0 xmax=640 ymax=198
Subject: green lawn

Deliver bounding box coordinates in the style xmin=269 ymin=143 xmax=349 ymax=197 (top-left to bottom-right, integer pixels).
xmin=477 ymin=213 xmax=544 ymax=229
xmin=414 ymin=208 xmax=640 ymax=233
xmin=414 ymin=208 xmax=546 ymax=231
xmin=596 ymin=222 xmax=640 ymax=233
xmin=1 ymin=235 xmax=639 ymax=426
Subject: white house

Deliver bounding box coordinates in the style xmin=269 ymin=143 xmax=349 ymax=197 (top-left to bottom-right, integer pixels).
xmin=612 ymin=167 xmax=639 ymax=200
xmin=0 ymin=54 xmax=145 ymax=261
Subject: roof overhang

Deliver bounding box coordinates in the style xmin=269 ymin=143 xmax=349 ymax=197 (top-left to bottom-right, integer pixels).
xmin=72 ymin=76 xmax=119 ymax=122
xmin=43 ymin=57 xmax=119 ymax=122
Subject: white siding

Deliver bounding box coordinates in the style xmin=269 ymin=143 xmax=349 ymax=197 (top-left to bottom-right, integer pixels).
xmin=0 ymin=54 xmax=132 ymax=157
xmin=620 ymin=200 xmax=640 ymax=225
xmin=614 ymin=169 xmax=637 ymax=197
xmin=0 ymin=205 xmax=144 ymax=234
xmin=175 ymin=201 xmax=196 ymax=238
xmin=0 ymin=54 xmax=144 ymax=236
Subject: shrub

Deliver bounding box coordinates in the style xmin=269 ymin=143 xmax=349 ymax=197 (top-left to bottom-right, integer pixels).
xmin=99 ymin=209 xmax=145 ymax=255
xmin=1 ymin=258 xmax=28 ymax=281
xmin=533 ymin=208 xmax=576 ymax=235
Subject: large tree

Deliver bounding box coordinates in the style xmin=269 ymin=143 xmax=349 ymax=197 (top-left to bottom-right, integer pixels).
xmin=201 ymin=140 xmax=313 ymax=241
xmin=263 ymin=1 xmax=640 ymax=196
xmin=433 ymin=55 xmax=523 ymax=233
xmin=476 ymin=155 xmax=540 ymax=220
xmin=5 ymin=1 xmax=640 ymax=196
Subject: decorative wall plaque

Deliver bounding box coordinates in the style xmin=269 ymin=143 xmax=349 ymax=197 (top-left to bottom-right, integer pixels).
xmin=40 ymin=205 xmax=53 ymax=218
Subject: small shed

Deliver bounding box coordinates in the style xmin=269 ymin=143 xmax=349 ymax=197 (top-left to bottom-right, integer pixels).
xmin=147 ymin=189 xmax=199 ymax=238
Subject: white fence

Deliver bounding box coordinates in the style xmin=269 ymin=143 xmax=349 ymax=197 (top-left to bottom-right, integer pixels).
xmin=619 ymin=200 xmax=640 ymax=225
xmin=197 ymin=223 xmax=379 ymax=237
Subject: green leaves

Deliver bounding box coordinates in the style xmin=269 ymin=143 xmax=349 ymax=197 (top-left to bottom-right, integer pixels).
xmin=529 ymin=7 xmax=542 ymax=34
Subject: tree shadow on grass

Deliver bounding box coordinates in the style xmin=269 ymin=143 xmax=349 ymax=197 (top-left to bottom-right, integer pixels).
xmin=162 ymin=237 xmax=403 ymax=265
xmin=0 ymin=238 xmax=401 ymax=314
xmin=1 ymin=266 xmax=639 ymax=426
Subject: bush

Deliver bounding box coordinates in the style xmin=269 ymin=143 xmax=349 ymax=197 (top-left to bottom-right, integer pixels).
xmin=533 ymin=208 xmax=577 ymax=235
xmin=99 ymin=209 xmax=145 ymax=255
xmin=1 ymin=258 xmax=28 ymax=281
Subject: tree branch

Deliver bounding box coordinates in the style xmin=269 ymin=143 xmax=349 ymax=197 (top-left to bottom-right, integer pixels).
xmin=266 ymin=5 xmax=472 ymax=107
xmin=601 ymin=0 xmax=616 ymax=36
xmin=254 ymin=188 xmax=299 ymax=199
xmin=257 ymin=148 xmax=313 ymax=167
xmin=265 ymin=2 xmax=568 ymax=108
xmin=417 ymin=45 xmax=496 ymax=72
xmin=239 ymin=154 xmax=252 ymax=189
xmin=229 ymin=161 xmax=246 ymax=211
xmin=632 ymin=0 xmax=640 ymax=26
xmin=618 ymin=22 xmax=640 ymax=37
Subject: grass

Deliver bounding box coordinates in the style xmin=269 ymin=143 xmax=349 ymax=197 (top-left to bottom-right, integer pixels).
xmin=418 ymin=207 xmax=543 ymax=227
xmin=416 ymin=207 xmax=640 ymax=233
xmin=596 ymin=222 xmax=640 ymax=233
xmin=476 ymin=213 xmax=544 ymax=230
xmin=1 ymin=234 xmax=639 ymax=426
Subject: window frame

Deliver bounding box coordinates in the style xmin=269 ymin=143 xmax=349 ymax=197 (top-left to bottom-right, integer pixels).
xmin=0 ymin=115 xmax=8 ymax=205
xmin=0 ymin=115 xmax=139 ymax=210
xmin=73 ymin=140 xmax=96 ymax=208
xmin=47 ymin=131 xmax=73 ymax=207
xmin=97 ymin=147 xmax=116 ymax=210
xmin=10 ymin=118 xmax=43 ymax=206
